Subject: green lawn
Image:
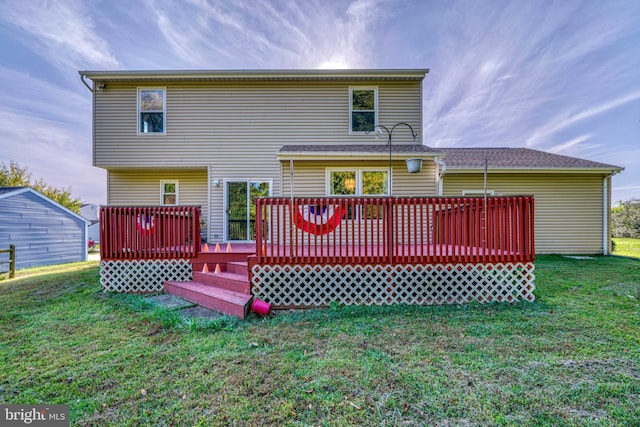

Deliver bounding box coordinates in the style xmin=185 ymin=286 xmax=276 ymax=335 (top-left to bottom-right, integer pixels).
xmin=612 ymin=238 xmax=640 ymax=259
xmin=1 ymin=256 xmax=639 ymax=426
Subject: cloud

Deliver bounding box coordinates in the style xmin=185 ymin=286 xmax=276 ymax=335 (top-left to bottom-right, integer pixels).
xmin=525 ymin=91 xmax=640 ymax=149
xmin=0 ymin=66 xmax=103 ymax=202
xmin=546 ymin=134 xmax=594 ymax=154
xmin=423 ymin=1 xmax=640 ymax=150
xmin=142 ymin=0 xmax=391 ymax=69
xmin=1 ymin=0 xmax=119 ymax=70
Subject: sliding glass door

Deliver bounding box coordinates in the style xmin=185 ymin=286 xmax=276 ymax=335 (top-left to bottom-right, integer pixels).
xmin=225 ymin=180 xmax=270 ymax=241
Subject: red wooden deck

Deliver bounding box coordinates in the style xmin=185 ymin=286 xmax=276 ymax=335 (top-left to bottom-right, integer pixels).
xmin=255 ymin=196 xmax=535 ymax=266
xmin=98 ymin=200 xmax=536 ymax=307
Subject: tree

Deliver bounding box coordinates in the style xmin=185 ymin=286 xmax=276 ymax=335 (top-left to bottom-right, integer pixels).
xmin=0 ymin=161 xmax=82 ymax=213
xmin=611 ymin=198 xmax=640 ymax=238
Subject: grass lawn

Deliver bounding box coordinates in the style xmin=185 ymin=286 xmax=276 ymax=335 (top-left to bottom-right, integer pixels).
xmin=1 ymin=256 xmax=639 ymax=426
xmin=612 ymin=238 xmax=640 ymax=259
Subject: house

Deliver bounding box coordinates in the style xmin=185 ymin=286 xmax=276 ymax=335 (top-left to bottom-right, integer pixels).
xmin=0 ymin=187 xmax=89 ymax=270
xmin=79 ymin=68 xmax=622 ymax=255
xmin=78 ymin=69 xmax=621 ymax=313
xmin=80 ymin=203 xmax=100 ymax=245
xmin=80 ymin=203 xmax=99 ymax=221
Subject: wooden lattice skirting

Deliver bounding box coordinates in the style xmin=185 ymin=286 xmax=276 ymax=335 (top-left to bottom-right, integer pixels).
xmin=251 ymin=262 xmax=535 ymax=308
xmin=100 ymin=259 xmax=192 ymax=292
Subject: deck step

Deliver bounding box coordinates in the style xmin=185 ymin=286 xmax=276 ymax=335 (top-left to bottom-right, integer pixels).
xmin=192 ymin=270 xmax=251 ymax=294
xmin=164 ymin=280 xmax=253 ymax=319
xmin=226 ymin=261 xmax=249 ymax=275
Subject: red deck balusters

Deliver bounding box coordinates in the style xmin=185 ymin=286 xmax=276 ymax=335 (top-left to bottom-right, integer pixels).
xmin=254 ymin=196 xmax=534 ymax=265
xmin=100 ymin=206 xmax=201 ymax=260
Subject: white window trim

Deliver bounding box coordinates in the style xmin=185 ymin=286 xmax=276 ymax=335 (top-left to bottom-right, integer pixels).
xmin=326 ymin=168 xmax=390 ymax=196
xmin=137 ymin=87 xmax=166 ymax=135
xmin=462 ymin=190 xmax=495 ymax=196
xmin=348 ymin=86 xmax=378 ymax=135
xmin=160 ymin=180 xmax=179 ymax=205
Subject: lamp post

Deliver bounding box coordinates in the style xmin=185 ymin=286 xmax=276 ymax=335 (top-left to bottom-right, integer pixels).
xmin=369 ymin=122 xmax=419 ymax=196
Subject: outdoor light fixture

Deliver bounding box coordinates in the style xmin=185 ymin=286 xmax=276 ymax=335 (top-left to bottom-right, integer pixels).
xmin=368 ymin=122 xmax=421 ymax=195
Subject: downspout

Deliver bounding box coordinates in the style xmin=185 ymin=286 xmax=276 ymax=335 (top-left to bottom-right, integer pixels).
xmin=289 ymin=159 xmax=295 ymax=257
xmin=433 ymin=157 xmax=447 ymax=196
xmin=79 ymin=74 xmax=94 ymax=93
xmin=602 ymin=171 xmax=619 ymax=255
xmin=289 ymin=159 xmax=295 ymax=202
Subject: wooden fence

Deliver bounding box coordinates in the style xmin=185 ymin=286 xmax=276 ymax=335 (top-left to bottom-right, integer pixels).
xmin=0 ymin=244 xmax=16 ymax=278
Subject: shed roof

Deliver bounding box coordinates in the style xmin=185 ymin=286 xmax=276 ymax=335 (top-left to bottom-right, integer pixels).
xmin=0 ymin=187 xmax=89 ymax=223
xmin=0 ymin=186 xmax=27 ymax=196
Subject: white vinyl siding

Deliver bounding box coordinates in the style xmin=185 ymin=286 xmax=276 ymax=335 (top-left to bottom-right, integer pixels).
xmin=443 ymin=173 xmax=605 ymax=254
xmin=94 ymin=78 xmax=423 ymax=242
xmin=107 ymin=169 xmax=208 ymax=235
xmin=93 ymin=81 xmax=422 ymax=168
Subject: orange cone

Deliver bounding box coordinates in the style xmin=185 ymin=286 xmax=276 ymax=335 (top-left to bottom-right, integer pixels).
xmin=262 ymin=243 xmax=267 ymax=256
xmin=226 ymin=243 xmax=232 ymax=253
xmin=202 ymin=263 xmax=209 ymax=273
xmin=214 ymin=264 xmax=221 ymax=274
xmin=214 ymin=243 xmax=221 ymax=252
xmin=203 ymin=243 xmax=209 ymax=252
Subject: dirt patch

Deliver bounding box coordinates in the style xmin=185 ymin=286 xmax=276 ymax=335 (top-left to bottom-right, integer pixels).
xmin=180 ymin=306 xmax=224 ymax=320
xmin=146 ymin=294 xmax=194 ymax=310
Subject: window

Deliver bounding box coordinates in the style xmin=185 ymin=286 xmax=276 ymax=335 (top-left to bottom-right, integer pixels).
xmin=328 ymin=169 xmax=389 ymax=196
xmin=161 ymin=180 xmax=178 ymax=205
xmin=462 ymin=190 xmax=495 ymax=196
xmin=349 ymin=87 xmax=377 ymax=133
xmin=139 ymin=88 xmax=165 ymax=134
xmin=362 ymin=171 xmax=388 ymax=195
xmin=329 ymin=171 xmax=357 ymax=195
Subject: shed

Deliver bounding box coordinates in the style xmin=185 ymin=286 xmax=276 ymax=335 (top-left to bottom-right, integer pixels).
xmin=0 ymin=187 xmax=89 ymax=270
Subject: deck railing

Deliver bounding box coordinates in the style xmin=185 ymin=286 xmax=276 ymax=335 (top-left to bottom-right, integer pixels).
xmin=100 ymin=206 xmax=201 ymax=260
xmin=254 ymin=196 xmax=534 ymax=265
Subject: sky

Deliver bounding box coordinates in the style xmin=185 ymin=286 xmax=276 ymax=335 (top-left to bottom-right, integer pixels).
xmin=1 ymin=0 xmax=639 ymax=205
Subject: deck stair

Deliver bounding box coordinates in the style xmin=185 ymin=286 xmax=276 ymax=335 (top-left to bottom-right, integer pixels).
xmin=164 ymin=245 xmax=255 ymax=319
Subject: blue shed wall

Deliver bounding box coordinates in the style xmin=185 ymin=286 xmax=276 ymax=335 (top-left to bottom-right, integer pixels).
xmin=0 ymin=191 xmax=87 ymax=269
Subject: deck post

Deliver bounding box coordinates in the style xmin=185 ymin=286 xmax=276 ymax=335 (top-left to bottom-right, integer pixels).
xmin=386 ymin=197 xmax=394 ymax=264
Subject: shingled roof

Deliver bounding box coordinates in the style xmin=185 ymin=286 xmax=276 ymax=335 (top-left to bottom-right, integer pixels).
xmin=439 ymin=148 xmax=623 ymax=171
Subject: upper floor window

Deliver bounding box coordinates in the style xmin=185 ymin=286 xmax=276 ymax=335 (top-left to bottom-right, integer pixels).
xmin=161 ymin=180 xmax=178 ymax=205
xmin=139 ymin=88 xmax=165 ymax=134
xmin=349 ymin=87 xmax=377 ymax=133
